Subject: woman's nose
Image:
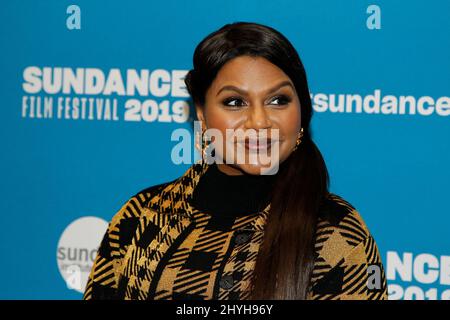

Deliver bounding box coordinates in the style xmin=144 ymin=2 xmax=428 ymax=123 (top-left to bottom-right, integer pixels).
xmin=245 ymin=104 xmax=272 ymax=129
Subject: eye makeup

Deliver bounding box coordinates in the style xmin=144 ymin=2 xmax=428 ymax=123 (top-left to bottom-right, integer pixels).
xmin=221 ymin=94 xmax=292 ymax=108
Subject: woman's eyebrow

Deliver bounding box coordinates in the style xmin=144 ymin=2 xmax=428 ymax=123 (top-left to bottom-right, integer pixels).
xmin=216 ymin=80 xmax=294 ymax=96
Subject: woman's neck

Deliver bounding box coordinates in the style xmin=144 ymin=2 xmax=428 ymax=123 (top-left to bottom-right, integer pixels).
xmin=216 ymin=163 xmax=244 ymax=176
xmin=190 ymin=162 xmax=279 ymax=217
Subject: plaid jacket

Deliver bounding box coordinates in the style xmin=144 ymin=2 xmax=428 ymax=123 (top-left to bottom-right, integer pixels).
xmin=83 ymin=161 xmax=388 ymax=300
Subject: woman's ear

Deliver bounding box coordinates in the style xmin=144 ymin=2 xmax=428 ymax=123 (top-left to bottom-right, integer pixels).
xmin=195 ymin=104 xmax=207 ymax=129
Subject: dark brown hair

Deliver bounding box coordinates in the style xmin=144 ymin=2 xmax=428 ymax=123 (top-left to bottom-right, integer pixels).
xmin=184 ymin=22 xmax=330 ymax=299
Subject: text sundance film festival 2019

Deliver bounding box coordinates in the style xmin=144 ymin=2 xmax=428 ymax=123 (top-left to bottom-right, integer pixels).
xmin=21 ymin=67 xmax=450 ymax=125
xmin=21 ymin=67 xmax=191 ymax=123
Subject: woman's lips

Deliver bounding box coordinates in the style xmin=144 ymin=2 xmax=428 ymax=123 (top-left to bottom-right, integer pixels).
xmin=239 ymin=139 xmax=279 ymax=151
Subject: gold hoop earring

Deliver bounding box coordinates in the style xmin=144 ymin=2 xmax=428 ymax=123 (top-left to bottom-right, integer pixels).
xmin=292 ymin=127 xmax=304 ymax=151
xmin=195 ymin=129 xmax=211 ymax=159
xmin=195 ymin=131 xmax=202 ymax=152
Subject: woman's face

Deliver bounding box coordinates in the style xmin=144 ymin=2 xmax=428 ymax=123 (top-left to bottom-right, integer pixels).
xmin=196 ymin=55 xmax=301 ymax=176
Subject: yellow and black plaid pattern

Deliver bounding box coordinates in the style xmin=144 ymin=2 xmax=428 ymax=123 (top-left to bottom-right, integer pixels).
xmin=83 ymin=161 xmax=387 ymax=300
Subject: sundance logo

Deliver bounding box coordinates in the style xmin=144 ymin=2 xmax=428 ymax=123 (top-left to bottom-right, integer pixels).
xmin=56 ymin=216 xmax=108 ymax=293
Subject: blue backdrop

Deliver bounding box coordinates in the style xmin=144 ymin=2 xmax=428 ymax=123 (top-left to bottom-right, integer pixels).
xmin=0 ymin=0 xmax=449 ymax=300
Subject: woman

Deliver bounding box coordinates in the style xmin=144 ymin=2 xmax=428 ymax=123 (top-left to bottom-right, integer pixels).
xmin=83 ymin=22 xmax=387 ymax=300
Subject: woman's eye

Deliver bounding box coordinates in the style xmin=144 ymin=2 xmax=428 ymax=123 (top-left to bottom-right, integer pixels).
xmin=222 ymin=97 xmax=246 ymax=107
xmin=269 ymin=95 xmax=291 ymax=106
xmin=222 ymin=95 xmax=291 ymax=108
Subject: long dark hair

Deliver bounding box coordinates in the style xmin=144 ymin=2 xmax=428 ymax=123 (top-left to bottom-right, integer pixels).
xmin=184 ymin=22 xmax=330 ymax=299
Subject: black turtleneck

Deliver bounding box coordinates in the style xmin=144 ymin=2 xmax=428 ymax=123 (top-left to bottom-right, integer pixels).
xmin=189 ymin=163 xmax=279 ymax=217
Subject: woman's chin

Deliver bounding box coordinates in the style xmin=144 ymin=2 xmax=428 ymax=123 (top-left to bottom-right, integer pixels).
xmin=233 ymin=162 xmax=281 ymax=176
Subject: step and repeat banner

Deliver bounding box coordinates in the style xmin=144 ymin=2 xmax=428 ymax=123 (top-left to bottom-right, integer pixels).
xmin=0 ymin=0 xmax=449 ymax=300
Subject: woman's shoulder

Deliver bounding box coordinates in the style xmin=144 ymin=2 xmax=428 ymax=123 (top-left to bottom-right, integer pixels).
xmin=317 ymin=192 xmax=371 ymax=240
xmin=310 ymin=193 xmax=387 ymax=299
xmin=106 ymin=163 xmax=204 ymax=241
xmin=107 ymin=178 xmax=180 ymax=234
xmin=314 ymin=192 xmax=374 ymax=265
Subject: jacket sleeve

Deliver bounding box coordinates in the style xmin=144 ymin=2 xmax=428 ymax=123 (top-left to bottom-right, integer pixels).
xmin=83 ymin=198 xmax=136 ymax=300
xmin=308 ymin=233 xmax=388 ymax=300
xmin=82 ymin=182 xmax=169 ymax=300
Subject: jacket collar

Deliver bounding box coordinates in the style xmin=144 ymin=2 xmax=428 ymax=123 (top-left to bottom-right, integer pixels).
xmin=146 ymin=160 xmax=271 ymax=232
xmin=145 ymin=160 xmax=272 ymax=221
xmin=145 ymin=160 xmax=210 ymax=219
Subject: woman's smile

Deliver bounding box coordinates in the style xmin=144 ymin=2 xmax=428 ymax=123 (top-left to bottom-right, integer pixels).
xmin=239 ymin=137 xmax=279 ymax=152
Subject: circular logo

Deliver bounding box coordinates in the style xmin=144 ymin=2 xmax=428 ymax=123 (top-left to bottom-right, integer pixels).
xmin=57 ymin=216 xmax=108 ymax=293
